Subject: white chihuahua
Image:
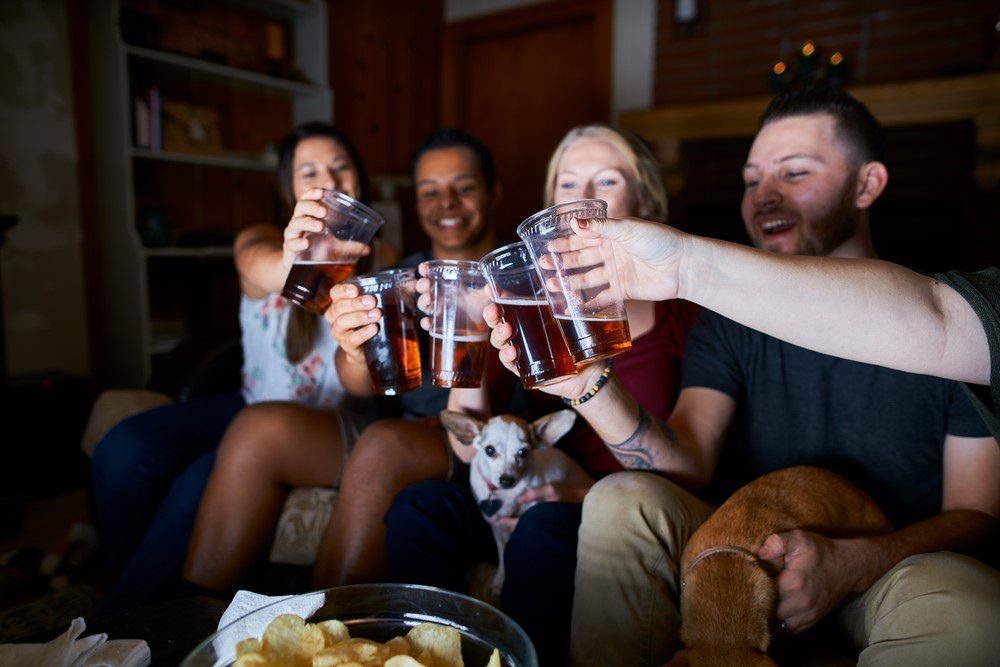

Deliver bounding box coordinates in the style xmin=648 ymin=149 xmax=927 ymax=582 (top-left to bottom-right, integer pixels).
xmin=440 ymin=409 xmax=592 ymax=596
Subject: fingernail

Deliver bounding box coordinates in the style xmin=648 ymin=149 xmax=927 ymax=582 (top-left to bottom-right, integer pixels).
xmin=369 ymin=311 xmax=379 ymax=320
xmin=576 ymin=217 xmax=589 ymax=230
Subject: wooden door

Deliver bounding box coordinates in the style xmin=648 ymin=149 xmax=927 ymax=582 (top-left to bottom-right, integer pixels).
xmin=443 ymin=0 xmax=613 ymax=244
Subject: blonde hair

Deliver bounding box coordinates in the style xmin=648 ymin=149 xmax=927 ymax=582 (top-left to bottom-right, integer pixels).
xmin=543 ymin=124 xmax=668 ymax=223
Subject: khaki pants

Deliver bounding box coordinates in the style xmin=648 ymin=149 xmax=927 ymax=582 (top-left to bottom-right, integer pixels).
xmin=571 ymin=472 xmax=1000 ymax=667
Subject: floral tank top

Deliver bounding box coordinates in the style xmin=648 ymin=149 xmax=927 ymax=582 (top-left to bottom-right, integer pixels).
xmin=239 ymin=294 xmax=348 ymax=407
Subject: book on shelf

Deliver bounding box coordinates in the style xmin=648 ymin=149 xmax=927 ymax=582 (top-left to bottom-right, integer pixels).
xmin=137 ymin=86 xmax=162 ymax=151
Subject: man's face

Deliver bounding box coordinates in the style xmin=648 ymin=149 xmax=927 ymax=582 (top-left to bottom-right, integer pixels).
xmin=414 ymin=146 xmax=494 ymax=253
xmin=740 ymin=114 xmax=861 ymax=256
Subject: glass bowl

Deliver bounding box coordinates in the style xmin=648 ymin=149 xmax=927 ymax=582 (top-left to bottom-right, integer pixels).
xmin=181 ymin=583 xmax=538 ymax=667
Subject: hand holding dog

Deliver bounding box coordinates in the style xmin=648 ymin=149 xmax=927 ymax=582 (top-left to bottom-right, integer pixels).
xmin=497 ymin=481 xmax=594 ymax=528
xmin=759 ymin=529 xmax=876 ymax=634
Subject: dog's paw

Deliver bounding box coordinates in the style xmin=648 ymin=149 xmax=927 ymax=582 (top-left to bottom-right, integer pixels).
xmin=478 ymin=499 xmax=503 ymax=517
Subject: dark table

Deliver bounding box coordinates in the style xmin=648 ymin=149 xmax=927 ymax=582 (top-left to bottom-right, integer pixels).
xmin=86 ymin=596 xmax=227 ymax=665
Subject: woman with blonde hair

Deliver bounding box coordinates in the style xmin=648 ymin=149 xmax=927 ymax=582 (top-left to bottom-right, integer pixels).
xmin=384 ymin=123 xmax=699 ymax=666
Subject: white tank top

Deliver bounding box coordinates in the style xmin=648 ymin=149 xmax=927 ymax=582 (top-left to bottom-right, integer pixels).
xmin=239 ymin=294 xmax=348 ymax=407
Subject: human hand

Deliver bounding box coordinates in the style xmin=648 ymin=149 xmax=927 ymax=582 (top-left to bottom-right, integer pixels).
xmin=323 ymin=282 xmax=380 ymax=364
xmin=758 ymin=530 xmax=869 ymax=634
xmin=414 ymin=261 xmax=433 ymax=330
xmin=483 ymin=300 xmax=601 ymax=400
xmin=282 ymin=188 xmax=329 ymax=271
xmin=497 ymin=481 xmax=594 ymax=528
xmin=543 ymin=216 xmax=687 ymax=305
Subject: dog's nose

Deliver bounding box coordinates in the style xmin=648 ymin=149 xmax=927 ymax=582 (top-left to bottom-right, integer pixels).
xmin=499 ymin=475 xmax=516 ymax=489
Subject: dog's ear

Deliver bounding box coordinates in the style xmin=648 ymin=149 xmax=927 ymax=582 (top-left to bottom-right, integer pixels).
xmin=531 ymin=409 xmax=577 ymax=449
xmin=440 ymin=410 xmax=484 ymax=446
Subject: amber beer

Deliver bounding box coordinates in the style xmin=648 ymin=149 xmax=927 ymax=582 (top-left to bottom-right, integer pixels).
xmin=362 ymin=291 xmax=422 ymax=395
xmin=554 ymin=313 xmax=632 ymax=364
xmin=430 ymin=331 xmax=489 ymax=388
xmin=495 ymin=298 xmax=576 ymax=388
xmin=282 ymin=261 xmax=354 ymax=314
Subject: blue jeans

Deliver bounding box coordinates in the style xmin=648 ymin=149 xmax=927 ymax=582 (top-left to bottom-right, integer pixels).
xmin=385 ymin=479 xmax=583 ymax=667
xmin=91 ymin=391 xmax=244 ymax=612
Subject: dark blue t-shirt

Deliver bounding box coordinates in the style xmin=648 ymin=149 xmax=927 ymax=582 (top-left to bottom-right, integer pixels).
xmin=682 ymin=310 xmax=991 ymax=527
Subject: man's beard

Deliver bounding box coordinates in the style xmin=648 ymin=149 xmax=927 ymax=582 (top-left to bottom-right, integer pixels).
xmin=796 ymin=177 xmax=862 ymax=257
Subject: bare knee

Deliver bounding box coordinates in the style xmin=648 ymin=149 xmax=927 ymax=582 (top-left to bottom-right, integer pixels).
xmin=343 ymin=419 xmax=448 ymax=487
xmin=216 ymin=402 xmax=300 ymax=468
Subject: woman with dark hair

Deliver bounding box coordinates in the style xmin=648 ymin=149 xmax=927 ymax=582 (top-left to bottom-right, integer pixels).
xmin=91 ymin=123 xmax=391 ymax=612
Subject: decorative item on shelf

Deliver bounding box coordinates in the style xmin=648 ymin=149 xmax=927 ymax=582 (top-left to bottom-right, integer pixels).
xmin=264 ymin=21 xmax=291 ymax=78
xmin=162 ymin=101 xmax=223 ymax=155
xmin=137 ymin=207 xmax=173 ymax=248
xmin=767 ymin=42 xmax=848 ymax=92
xmin=827 ymin=51 xmax=847 ymax=86
xmin=798 ymin=41 xmax=817 ymax=78
xmin=769 ymin=61 xmax=790 ymax=92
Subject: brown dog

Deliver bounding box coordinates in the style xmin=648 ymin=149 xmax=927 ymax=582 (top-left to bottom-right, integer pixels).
xmin=667 ymin=466 xmax=892 ymax=667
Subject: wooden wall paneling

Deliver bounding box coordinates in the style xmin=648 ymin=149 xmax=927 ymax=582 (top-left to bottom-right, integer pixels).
xmin=442 ymin=0 xmax=613 ymax=243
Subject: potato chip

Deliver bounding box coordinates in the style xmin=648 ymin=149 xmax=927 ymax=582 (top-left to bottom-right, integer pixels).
xmin=311 ymin=638 xmax=390 ymax=666
xmin=485 ymin=648 xmax=500 ymax=667
xmin=313 ymin=619 xmax=351 ymax=645
xmin=384 ymin=656 xmax=430 ymax=667
xmin=263 ymin=614 xmax=309 ymax=658
xmin=406 ymin=623 xmax=462 ymax=667
xmin=237 ymin=638 xmax=263 ymax=657
xmin=234 ymin=651 xmax=270 ymax=666
xmin=385 ymin=637 xmax=411 ymax=657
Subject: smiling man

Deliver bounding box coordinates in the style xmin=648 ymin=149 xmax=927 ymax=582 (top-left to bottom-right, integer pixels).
xmin=568 ymin=87 xmax=1000 ymax=666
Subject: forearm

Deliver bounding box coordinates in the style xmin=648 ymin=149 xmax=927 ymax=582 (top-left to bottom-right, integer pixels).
xmin=447 ymin=386 xmax=491 ymax=463
xmin=678 ymin=236 xmax=989 ymax=385
xmin=574 ymin=375 xmax=708 ymax=489
xmin=235 ymin=227 xmax=289 ymax=296
xmin=844 ymin=509 xmax=997 ymax=593
xmin=334 ymin=347 xmax=375 ymax=397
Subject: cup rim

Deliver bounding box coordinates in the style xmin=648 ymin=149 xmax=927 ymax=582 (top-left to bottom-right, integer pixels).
xmin=516 ymin=198 xmax=607 ymax=238
xmin=479 ymin=241 xmax=529 ymax=270
xmin=344 ymin=267 xmax=415 ymax=288
xmin=321 ymin=189 xmax=385 ymax=228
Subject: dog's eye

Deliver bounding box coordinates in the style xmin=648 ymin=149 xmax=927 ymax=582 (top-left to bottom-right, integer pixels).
xmin=484 ymin=445 xmax=496 ymax=457
xmin=516 ymin=448 xmax=528 ymax=458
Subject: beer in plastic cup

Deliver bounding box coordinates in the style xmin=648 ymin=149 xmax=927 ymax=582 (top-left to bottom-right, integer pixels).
xmin=426 ymin=260 xmax=489 ymax=388
xmin=516 ymin=199 xmax=631 ymax=364
xmin=281 ymin=190 xmax=385 ymax=314
xmin=479 ymin=242 xmax=577 ymax=389
xmin=345 ymin=268 xmax=422 ymax=395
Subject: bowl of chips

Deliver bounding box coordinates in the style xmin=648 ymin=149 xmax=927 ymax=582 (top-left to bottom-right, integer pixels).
xmin=180 ymin=583 xmax=538 ymax=667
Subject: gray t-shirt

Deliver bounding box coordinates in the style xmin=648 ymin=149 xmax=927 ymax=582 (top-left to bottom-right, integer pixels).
xmin=682 ymin=310 xmax=991 ymax=527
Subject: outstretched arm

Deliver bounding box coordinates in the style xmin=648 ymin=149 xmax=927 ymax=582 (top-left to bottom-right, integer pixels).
xmin=570 ymin=217 xmax=990 ymax=385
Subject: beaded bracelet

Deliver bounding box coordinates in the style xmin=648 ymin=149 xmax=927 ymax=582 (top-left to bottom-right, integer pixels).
xmin=563 ymin=359 xmax=613 ymax=407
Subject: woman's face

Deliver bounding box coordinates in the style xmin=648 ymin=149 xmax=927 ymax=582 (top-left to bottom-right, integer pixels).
xmin=553 ymin=137 xmax=636 ymax=218
xmin=291 ymin=136 xmax=360 ymax=200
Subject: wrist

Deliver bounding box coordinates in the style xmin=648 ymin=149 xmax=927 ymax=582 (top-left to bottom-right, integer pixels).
xmin=842 ymin=537 xmax=891 ymax=593
xmin=563 ymin=359 xmax=613 ymax=407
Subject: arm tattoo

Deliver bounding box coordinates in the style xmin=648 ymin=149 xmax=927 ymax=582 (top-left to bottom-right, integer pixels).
xmin=604 ymin=407 xmax=655 ymax=469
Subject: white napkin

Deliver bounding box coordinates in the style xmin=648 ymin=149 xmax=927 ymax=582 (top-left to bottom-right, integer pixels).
xmin=211 ymin=590 xmax=326 ymax=666
xmin=0 ymin=617 xmax=150 ymax=667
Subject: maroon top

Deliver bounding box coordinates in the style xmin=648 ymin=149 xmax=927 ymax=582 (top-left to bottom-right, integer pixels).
xmin=528 ymin=299 xmax=701 ymax=478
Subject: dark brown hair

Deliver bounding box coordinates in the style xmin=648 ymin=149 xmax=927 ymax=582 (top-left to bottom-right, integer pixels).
xmin=277 ymin=123 xmax=369 ymax=364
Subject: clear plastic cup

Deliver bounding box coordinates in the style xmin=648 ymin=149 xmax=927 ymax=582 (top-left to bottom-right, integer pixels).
xmin=345 ymin=268 xmax=422 ymax=395
xmin=281 ymin=190 xmax=385 ymax=314
xmin=425 ymin=260 xmax=489 ymax=388
xmin=517 ymin=199 xmax=631 ymax=365
xmin=480 ymin=242 xmax=577 ymax=389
